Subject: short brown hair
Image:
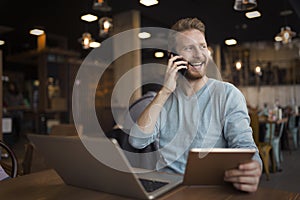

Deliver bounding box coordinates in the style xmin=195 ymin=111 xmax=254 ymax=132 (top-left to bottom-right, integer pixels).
xmin=168 ymin=18 xmax=206 ymax=52
xmin=171 ymin=18 xmax=205 ymax=33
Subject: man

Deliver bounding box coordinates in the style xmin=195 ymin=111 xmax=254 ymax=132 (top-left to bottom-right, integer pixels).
xmin=129 ymin=18 xmax=262 ymax=192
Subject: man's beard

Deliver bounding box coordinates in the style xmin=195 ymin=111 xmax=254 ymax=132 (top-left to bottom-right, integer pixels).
xmin=184 ymin=67 xmax=206 ymax=80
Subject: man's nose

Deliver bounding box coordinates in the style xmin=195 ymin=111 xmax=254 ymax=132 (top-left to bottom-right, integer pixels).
xmin=193 ymin=47 xmax=206 ymax=58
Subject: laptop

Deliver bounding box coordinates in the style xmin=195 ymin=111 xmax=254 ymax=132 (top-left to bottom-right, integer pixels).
xmin=183 ymin=148 xmax=256 ymax=185
xmin=28 ymin=134 xmax=183 ymax=200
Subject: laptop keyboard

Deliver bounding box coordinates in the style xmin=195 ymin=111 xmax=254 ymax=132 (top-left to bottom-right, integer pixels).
xmin=139 ymin=178 xmax=168 ymax=193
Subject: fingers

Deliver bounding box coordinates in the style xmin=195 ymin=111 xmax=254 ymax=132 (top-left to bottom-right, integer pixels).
xmin=225 ymin=161 xmax=262 ymax=177
xmin=163 ymin=55 xmax=188 ymax=94
xmin=233 ymin=182 xmax=259 ymax=193
xmin=224 ymin=160 xmax=261 ymax=192
xmin=239 ymin=160 xmax=262 ymax=172
xmin=224 ymin=172 xmax=260 ymax=192
xmin=225 ymin=167 xmax=261 ymax=177
xmin=224 ymin=173 xmax=260 ymax=185
xmin=167 ymin=55 xmax=188 ymax=73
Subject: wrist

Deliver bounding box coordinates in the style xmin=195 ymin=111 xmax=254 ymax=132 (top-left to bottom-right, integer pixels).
xmin=159 ymin=87 xmax=173 ymax=96
xmin=153 ymin=88 xmax=171 ymax=105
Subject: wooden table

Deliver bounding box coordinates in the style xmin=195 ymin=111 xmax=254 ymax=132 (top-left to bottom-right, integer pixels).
xmin=0 ymin=170 xmax=299 ymax=200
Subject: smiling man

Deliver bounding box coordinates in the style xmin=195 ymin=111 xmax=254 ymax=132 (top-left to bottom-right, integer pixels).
xmin=129 ymin=18 xmax=262 ymax=192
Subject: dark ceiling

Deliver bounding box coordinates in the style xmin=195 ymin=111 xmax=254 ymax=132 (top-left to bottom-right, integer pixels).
xmin=0 ymin=0 xmax=300 ymax=55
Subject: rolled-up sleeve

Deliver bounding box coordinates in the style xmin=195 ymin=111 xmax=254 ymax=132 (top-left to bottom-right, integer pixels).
xmin=223 ymin=85 xmax=262 ymax=167
xmin=129 ymin=124 xmax=157 ymax=149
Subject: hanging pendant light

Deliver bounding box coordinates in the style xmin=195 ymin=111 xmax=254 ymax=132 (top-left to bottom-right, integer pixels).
xmin=234 ymin=0 xmax=257 ymax=11
xmin=80 ymin=32 xmax=93 ymax=49
xmin=275 ymin=26 xmax=296 ymax=44
xmin=93 ymin=0 xmax=112 ymax=12
xmin=99 ymin=17 xmax=113 ymax=37
xmin=274 ymin=6 xmax=296 ymax=45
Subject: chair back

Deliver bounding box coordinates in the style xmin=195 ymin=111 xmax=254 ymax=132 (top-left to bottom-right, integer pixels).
xmin=18 ymin=140 xmax=51 ymax=175
xmin=249 ymin=111 xmax=259 ymax=145
xmin=264 ymin=118 xmax=287 ymax=143
xmin=21 ymin=143 xmax=34 ymax=175
xmin=50 ymin=124 xmax=81 ymax=136
xmin=249 ymin=110 xmax=272 ymax=180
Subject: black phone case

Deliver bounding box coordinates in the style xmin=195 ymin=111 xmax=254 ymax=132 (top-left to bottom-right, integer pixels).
xmin=169 ymin=53 xmax=187 ymax=75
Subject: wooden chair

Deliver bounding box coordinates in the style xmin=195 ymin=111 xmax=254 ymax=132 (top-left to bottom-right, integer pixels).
xmin=21 ymin=138 xmax=50 ymax=174
xmin=249 ymin=111 xmax=272 ymax=180
xmin=20 ymin=143 xmax=34 ymax=175
xmin=18 ymin=124 xmax=81 ymax=174
xmin=264 ymin=118 xmax=288 ymax=172
xmin=49 ymin=124 xmax=81 ymax=136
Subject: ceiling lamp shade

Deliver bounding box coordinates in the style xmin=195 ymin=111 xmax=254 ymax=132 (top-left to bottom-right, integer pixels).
xmin=29 ymin=28 xmax=45 ymax=36
xmin=225 ymin=39 xmax=237 ymax=46
xmin=276 ymin=26 xmax=296 ymax=44
xmin=81 ymin=14 xmax=98 ymax=22
xmin=235 ymin=61 xmax=242 ymax=70
xmin=138 ymin=32 xmax=151 ymax=39
xmin=89 ymin=41 xmax=101 ymax=48
xmin=99 ymin=17 xmax=113 ymax=37
xmin=234 ymin=0 xmax=257 ymax=11
xmin=93 ymin=0 xmax=111 ymax=12
xmin=245 ymin=11 xmax=261 ymax=19
xmin=140 ymin=0 xmax=159 ymax=6
xmin=80 ymin=32 xmax=93 ymax=49
xmin=255 ymin=65 xmax=262 ymax=76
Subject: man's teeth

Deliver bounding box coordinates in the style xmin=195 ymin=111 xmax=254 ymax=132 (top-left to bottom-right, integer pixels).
xmin=190 ymin=62 xmax=203 ymax=67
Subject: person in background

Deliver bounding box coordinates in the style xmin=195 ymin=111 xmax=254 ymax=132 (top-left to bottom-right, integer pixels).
xmin=257 ymin=102 xmax=269 ymax=142
xmin=3 ymin=82 xmax=26 ymax=141
xmin=258 ymin=103 xmax=269 ymax=117
xmin=129 ymin=17 xmax=262 ymax=192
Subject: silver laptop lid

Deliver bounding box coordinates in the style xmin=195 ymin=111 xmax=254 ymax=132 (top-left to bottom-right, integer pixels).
xmin=28 ymin=134 xmax=182 ymax=199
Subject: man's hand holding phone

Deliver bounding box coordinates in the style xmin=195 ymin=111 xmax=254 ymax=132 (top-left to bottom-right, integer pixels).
xmin=161 ymin=53 xmax=188 ymax=95
xmin=170 ymin=53 xmax=188 ymax=75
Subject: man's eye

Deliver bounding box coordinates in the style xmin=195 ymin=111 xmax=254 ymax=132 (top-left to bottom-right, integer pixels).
xmin=183 ymin=47 xmax=193 ymax=51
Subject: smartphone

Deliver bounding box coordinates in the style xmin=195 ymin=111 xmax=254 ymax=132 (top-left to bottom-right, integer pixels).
xmin=169 ymin=52 xmax=187 ymax=75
